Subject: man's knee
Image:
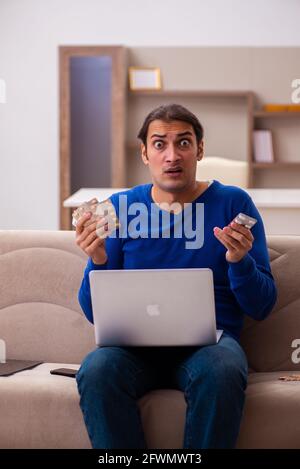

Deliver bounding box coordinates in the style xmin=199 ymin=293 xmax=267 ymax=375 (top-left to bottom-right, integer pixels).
xmin=76 ymin=347 xmax=136 ymax=389
xmin=211 ymin=354 xmax=247 ymax=389
xmin=189 ymin=346 xmax=248 ymax=391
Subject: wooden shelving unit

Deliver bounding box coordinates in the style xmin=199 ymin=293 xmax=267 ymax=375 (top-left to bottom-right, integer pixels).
xmin=129 ymin=92 xmax=300 ymax=189
xmin=127 ymin=90 xmax=300 ymax=188
xmin=251 ymin=109 xmax=300 ymax=185
xmin=123 ymin=89 xmax=300 ymax=194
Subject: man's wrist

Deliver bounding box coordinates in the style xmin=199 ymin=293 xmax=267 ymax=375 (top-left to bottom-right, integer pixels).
xmin=91 ymin=256 xmax=107 ymax=266
xmin=88 ymin=256 xmax=108 ymax=269
xmin=228 ymin=253 xmax=255 ymax=277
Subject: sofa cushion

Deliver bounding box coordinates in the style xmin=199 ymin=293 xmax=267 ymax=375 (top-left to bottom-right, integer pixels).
xmin=0 ymin=362 xmax=186 ymax=449
xmin=237 ymin=371 xmax=300 ymax=448
xmin=0 ymin=363 xmax=90 ymax=449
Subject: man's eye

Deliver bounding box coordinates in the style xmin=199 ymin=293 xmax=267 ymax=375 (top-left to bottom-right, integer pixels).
xmin=179 ymin=139 xmax=190 ymax=147
xmin=153 ymin=141 xmax=164 ymax=149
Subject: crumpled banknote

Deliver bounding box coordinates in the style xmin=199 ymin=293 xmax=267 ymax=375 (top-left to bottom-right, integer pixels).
xmin=72 ymin=197 xmax=120 ymax=239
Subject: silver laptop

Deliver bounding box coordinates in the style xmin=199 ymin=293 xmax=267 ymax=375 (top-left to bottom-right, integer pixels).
xmin=89 ymin=268 xmax=223 ymax=347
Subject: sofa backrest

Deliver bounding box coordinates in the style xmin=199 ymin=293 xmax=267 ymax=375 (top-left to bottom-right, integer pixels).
xmin=240 ymin=236 xmax=300 ymax=372
xmin=0 ymin=230 xmax=300 ymax=370
xmin=0 ymin=230 xmax=94 ymax=364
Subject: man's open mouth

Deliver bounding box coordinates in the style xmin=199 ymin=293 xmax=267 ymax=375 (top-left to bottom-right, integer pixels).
xmin=164 ymin=168 xmax=183 ymax=175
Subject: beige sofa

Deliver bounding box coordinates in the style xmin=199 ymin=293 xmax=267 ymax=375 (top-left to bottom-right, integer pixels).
xmin=0 ymin=230 xmax=300 ymax=449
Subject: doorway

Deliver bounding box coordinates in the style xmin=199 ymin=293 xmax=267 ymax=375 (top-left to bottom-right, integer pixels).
xmin=59 ymin=46 xmax=127 ymax=230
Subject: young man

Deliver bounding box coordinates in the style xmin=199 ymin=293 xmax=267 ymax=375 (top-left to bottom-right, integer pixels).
xmin=75 ymin=104 xmax=277 ymax=449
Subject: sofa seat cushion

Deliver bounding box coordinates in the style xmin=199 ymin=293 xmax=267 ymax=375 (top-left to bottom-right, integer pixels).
xmin=139 ymin=389 xmax=186 ymax=449
xmin=237 ymin=372 xmax=300 ymax=448
xmin=0 ymin=363 xmax=91 ymax=449
xmin=0 ymin=361 xmax=186 ymax=449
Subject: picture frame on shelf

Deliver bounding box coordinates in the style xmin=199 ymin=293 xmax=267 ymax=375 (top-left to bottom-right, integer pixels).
xmin=128 ymin=67 xmax=162 ymax=91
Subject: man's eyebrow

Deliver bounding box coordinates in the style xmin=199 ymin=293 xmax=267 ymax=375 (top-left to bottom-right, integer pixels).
xmin=176 ymin=131 xmax=193 ymax=137
xmin=150 ymin=133 xmax=166 ymax=139
xmin=150 ymin=131 xmax=193 ymax=139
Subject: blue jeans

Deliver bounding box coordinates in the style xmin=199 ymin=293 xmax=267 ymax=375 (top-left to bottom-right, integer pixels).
xmin=76 ymin=333 xmax=248 ymax=449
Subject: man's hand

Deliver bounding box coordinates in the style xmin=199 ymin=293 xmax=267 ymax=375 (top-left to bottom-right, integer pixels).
xmin=75 ymin=212 xmax=108 ymax=265
xmin=213 ymin=221 xmax=254 ymax=263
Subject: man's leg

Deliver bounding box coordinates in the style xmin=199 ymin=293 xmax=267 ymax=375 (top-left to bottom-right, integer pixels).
xmin=174 ymin=333 xmax=248 ymax=449
xmin=76 ymin=346 xmax=159 ymax=449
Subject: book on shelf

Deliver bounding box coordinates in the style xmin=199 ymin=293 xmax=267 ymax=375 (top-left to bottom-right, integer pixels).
xmin=253 ymin=130 xmax=274 ymax=163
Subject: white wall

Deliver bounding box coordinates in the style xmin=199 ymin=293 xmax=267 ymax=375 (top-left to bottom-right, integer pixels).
xmin=1 ymin=0 xmax=300 ymax=229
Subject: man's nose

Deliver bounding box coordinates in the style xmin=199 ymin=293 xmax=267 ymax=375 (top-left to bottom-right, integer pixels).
xmin=165 ymin=144 xmax=180 ymax=162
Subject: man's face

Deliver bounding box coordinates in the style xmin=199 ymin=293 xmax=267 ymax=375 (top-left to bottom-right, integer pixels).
xmin=141 ymin=120 xmax=203 ymax=193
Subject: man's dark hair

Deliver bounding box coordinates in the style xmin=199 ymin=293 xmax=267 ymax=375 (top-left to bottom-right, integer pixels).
xmin=137 ymin=103 xmax=204 ymax=146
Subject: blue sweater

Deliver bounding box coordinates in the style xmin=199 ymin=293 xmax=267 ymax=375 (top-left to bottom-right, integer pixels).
xmin=78 ymin=180 xmax=277 ymax=341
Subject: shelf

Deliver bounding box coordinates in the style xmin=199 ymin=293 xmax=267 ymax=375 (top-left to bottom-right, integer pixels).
xmin=129 ymin=90 xmax=253 ymax=98
xmin=252 ymin=162 xmax=300 ymax=169
xmin=253 ymin=111 xmax=300 ymax=118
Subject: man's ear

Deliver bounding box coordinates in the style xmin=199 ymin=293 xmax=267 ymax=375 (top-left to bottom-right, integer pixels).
xmin=141 ymin=143 xmax=149 ymax=165
xmin=197 ymin=140 xmax=204 ymax=162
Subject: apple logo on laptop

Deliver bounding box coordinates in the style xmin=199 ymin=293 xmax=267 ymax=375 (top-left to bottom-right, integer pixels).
xmin=146 ymin=304 xmax=161 ymax=316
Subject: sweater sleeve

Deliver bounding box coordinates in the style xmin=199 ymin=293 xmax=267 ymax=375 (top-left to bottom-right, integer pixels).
xmin=227 ymin=195 xmax=277 ymax=320
xmin=78 ymin=226 xmax=124 ymax=324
